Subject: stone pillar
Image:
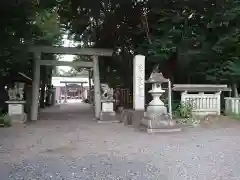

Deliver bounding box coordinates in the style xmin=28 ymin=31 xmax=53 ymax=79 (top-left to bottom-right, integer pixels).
xmin=88 ymin=69 xmax=92 ymax=103
xmin=81 ymin=83 xmax=84 ymax=99
xmin=31 ymin=52 xmax=41 ymax=121
xmin=78 ymin=86 xmax=81 ymax=99
xmin=216 ymin=91 xmax=221 ymax=115
xmin=133 ymin=55 xmax=145 ymax=110
xmin=93 ymin=56 xmax=101 ymax=119
xmin=168 ymin=79 xmax=173 ymax=119
xmin=64 ymin=83 xmax=67 ymax=103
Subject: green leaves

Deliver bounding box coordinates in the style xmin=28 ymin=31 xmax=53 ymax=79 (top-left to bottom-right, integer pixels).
xmin=136 ymin=0 xmax=240 ymax=83
xmin=35 ymin=9 xmax=62 ymax=42
xmin=0 ymin=0 xmax=62 ymax=78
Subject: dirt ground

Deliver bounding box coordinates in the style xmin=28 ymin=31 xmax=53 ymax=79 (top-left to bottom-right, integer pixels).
xmin=1 ymin=102 xmax=240 ymax=179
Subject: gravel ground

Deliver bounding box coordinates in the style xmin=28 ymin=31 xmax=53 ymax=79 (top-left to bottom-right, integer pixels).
xmin=1 ymin=103 xmax=240 ymax=180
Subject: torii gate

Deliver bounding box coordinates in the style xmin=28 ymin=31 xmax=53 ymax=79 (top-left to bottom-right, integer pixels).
xmin=60 ymin=80 xmax=88 ymax=102
xmin=29 ymin=46 xmax=113 ymax=121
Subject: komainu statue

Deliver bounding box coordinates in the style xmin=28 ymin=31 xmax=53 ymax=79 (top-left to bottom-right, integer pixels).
xmin=101 ymin=83 xmax=114 ymax=100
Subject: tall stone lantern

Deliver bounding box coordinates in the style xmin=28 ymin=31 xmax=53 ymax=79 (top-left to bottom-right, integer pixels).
xmin=141 ymin=72 xmax=181 ymax=133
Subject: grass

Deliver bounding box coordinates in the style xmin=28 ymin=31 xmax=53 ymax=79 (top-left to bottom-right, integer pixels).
xmin=222 ymin=110 xmax=240 ymax=122
xmin=226 ymin=113 xmax=240 ymax=120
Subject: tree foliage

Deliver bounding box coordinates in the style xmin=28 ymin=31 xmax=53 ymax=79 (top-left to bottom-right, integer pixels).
xmin=0 ymin=1 xmax=62 ymax=79
xmin=1 ymin=0 xmax=240 ymax=89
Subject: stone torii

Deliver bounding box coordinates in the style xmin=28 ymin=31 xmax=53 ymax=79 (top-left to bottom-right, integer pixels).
xmin=29 ymin=46 xmax=113 ymax=121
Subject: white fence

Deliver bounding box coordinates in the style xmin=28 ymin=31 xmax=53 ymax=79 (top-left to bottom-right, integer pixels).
xmin=181 ymin=92 xmax=221 ymax=116
xmin=225 ymin=97 xmax=240 ymax=115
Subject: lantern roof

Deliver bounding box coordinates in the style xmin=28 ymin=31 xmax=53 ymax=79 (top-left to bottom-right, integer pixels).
xmin=146 ymin=72 xmax=168 ymax=83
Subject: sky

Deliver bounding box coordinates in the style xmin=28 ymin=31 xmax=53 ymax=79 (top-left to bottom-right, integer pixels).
xmin=57 ymin=34 xmax=80 ymax=73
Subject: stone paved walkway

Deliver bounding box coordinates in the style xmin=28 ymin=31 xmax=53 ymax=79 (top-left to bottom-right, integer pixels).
xmin=1 ymin=102 xmax=240 ymax=179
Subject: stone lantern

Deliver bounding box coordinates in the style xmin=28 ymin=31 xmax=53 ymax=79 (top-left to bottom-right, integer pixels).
xmin=141 ymin=72 xmax=181 ymax=133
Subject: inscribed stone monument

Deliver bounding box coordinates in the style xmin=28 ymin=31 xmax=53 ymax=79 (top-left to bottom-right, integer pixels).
xmin=133 ymin=55 xmax=145 ymax=110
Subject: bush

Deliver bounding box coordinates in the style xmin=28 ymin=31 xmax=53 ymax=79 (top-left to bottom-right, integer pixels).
xmin=0 ymin=116 xmax=4 ymax=126
xmin=3 ymin=115 xmax=12 ymax=127
xmin=174 ymin=101 xmax=201 ymax=126
xmin=0 ymin=114 xmax=12 ymax=127
xmin=174 ymin=101 xmax=195 ymax=118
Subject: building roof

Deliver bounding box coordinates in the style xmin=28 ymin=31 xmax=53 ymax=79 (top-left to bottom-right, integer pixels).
xmin=172 ymin=84 xmax=231 ymax=92
xmin=5 ymin=72 xmax=32 ymax=84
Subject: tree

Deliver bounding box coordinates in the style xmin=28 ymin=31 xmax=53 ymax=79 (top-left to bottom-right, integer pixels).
xmin=0 ymin=0 xmax=63 ymax=110
xmin=57 ymin=0 xmax=149 ymax=87
xmin=0 ymin=1 xmax=62 ymax=78
xmin=3 ymin=0 xmax=239 ymax=88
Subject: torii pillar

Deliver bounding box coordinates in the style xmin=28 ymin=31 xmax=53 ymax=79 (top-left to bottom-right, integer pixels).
xmin=64 ymin=83 xmax=68 ymax=103
xmin=31 ymin=51 xmax=41 ymax=121
xmin=88 ymin=69 xmax=92 ymax=103
xmin=80 ymin=82 xmax=84 ymax=99
xmin=93 ymin=56 xmax=101 ymax=119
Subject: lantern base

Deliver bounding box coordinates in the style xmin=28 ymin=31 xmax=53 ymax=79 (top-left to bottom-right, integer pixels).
xmin=139 ymin=123 xmax=182 ymax=133
xmin=146 ymin=105 xmax=168 ymax=118
xmin=140 ymin=115 xmax=182 ymax=133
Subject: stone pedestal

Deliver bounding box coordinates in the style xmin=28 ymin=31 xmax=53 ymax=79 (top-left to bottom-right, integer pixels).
xmin=5 ymin=100 xmax=27 ymax=124
xmin=121 ymin=109 xmax=144 ymax=128
xmin=140 ymin=72 xmax=181 ymax=133
xmin=99 ymin=100 xmax=119 ymax=123
xmin=141 ymin=116 xmax=181 ymax=133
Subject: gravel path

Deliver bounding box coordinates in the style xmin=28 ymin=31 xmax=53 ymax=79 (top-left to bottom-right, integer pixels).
xmin=1 ymin=103 xmax=240 ymax=180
